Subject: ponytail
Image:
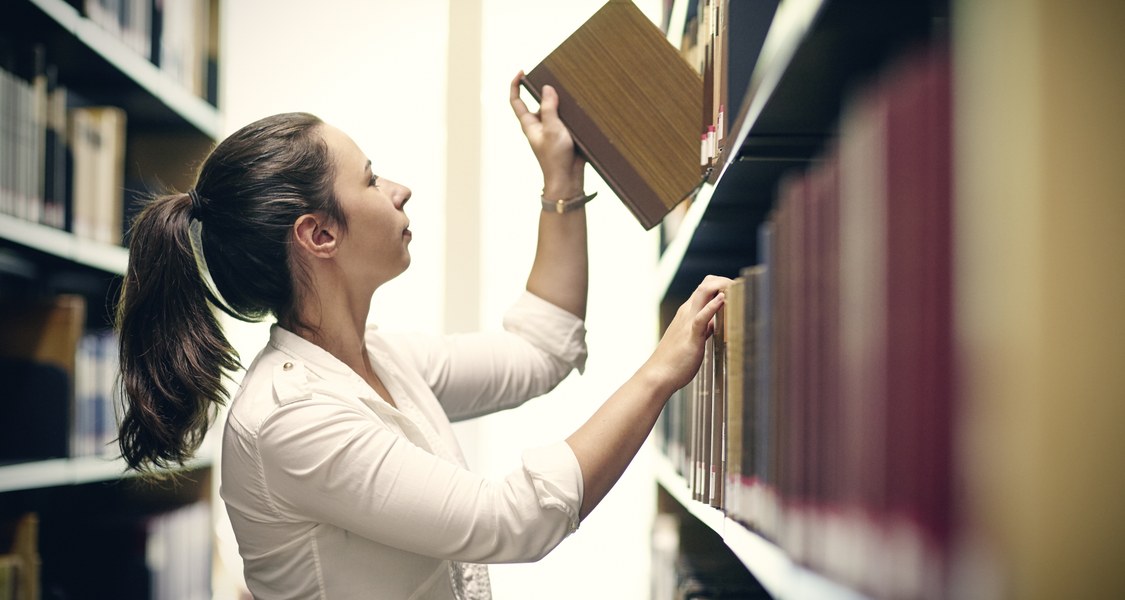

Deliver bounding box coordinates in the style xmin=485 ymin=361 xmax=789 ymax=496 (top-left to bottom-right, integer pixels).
xmin=116 ymin=191 xmax=240 ymax=474
xmin=115 ymin=111 xmax=338 ymax=474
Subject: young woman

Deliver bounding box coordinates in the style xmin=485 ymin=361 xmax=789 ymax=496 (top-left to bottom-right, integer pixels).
xmin=116 ymin=73 xmax=729 ymax=599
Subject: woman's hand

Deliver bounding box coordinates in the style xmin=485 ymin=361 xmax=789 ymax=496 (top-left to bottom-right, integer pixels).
xmin=564 ymin=274 xmax=731 ymax=519
xmin=642 ymin=275 xmax=732 ymax=396
xmin=510 ymin=71 xmax=586 ymax=200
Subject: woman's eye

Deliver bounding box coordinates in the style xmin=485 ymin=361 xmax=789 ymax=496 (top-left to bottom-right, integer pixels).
xmin=369 ymin=173 xmax=380 ymax=188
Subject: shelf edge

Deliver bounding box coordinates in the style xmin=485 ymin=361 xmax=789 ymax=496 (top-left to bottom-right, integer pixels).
xmin=723 ymin=0 xmax=824 ymax=178
xmin=29 ymin=0 xmax=223 ymax=139
xmin=0 ymin=453 xmax=213 ymax=493
xmin=653 ymin=452 xmax=871 ymax=600
xmin=656 ymin=0 xmax=825 ymax=301
xmin=654 ymin=183 xmax=715 ymax=301
xmin=0 ymin=213 xmax=128 ymax=275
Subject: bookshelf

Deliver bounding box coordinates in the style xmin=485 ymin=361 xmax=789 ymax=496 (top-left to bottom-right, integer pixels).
xmin=653 ymin=0 xmax=1125 ymax=599
xmin=658 ymin=0 xmax=939 ymax=300
xmin=0 ymin=0 xmax=220 ymax=597
xmin=652 ymin=0 xmax=946 ymax=598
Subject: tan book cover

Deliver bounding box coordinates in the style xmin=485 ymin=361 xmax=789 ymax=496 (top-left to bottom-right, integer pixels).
xmin=522 ymin=0 xmax=704 ymax=230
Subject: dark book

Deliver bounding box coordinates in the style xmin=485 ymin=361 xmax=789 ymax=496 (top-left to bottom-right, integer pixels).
xmin=521 ymin=0 xmax=704 ymax=230
xmin=0 ymin=295 xmax=86 ymax=461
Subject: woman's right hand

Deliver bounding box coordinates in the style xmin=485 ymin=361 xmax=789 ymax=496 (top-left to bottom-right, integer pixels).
xmin=641 ymin=275 xmax=732 ymax=397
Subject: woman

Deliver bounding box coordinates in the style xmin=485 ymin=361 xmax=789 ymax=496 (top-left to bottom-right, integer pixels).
xmin=116 ymin=73 xmax=729 ymax=599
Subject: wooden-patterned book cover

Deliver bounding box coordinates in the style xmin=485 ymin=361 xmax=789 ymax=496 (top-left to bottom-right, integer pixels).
xmin=522 ymin=0 xmax=703 ymax=230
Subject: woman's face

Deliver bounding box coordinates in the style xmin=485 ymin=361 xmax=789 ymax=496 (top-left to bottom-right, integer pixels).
xmin=321 ymin=124 xmax=413 ymax=288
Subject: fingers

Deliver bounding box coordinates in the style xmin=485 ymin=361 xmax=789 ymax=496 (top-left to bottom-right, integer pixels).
xmin=694 ymin=291 xmax=725 ymax=337
xmin=688 ymin=274 xmax=732 ymax=310
xmin=697 ymin=274 xmax=733 ymax=295
xmin=509 ymin=71 xmax=526 ymax=110
xmin=510 ymin=71 xmax=537 ymax=129
xmin=681 ymin=275 xmax=731 ymax=336
xmin=539 ymin=84 xmax=559 ymax=122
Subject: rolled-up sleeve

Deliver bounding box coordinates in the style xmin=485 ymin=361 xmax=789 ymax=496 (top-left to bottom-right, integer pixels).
xmin=520 ymin=441 xmax=584 ymax=535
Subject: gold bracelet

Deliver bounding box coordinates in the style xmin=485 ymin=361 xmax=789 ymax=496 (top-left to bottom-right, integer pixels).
xmin=541 ymin=191 xmax=597 ymax=214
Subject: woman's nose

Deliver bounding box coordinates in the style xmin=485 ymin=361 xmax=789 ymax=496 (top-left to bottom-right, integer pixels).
xmin=390 ymin=180 xmax=411 ymax=209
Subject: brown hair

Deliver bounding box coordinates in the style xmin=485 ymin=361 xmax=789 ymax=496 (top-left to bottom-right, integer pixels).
xmin=116 ymin=112 xmax=343 ymax=473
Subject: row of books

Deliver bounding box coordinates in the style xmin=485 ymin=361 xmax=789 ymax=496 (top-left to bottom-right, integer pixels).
xmin=680 ymin=0 xmax=777 ymax=177
xmin=82 ymin=0 xmax=218 ymax=103
xmin=145 ymin=501 xmax=212 ymax=600
xmin=0 ymin=52 xmax=127 ymax=245
xmin=695 ymin=0 xmax=727 ymax=174
xmin=661 ymin=0 xmax=778 ymax=246
xmin=3 ymin=502 xmax=210 ymax=600
xmin=0 ymin=294 xmax=125 ymax=462
xmin=656 ymin=43 xmax=952 ymax=600
xmin=73 ymin=328 xmax=125 ymax=458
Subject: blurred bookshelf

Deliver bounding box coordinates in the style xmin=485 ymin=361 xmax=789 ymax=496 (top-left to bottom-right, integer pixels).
xmin=1 ymin=0 xmax=222 ymax=597
xmin=650 ymin=1 xmax=1125 ymax=599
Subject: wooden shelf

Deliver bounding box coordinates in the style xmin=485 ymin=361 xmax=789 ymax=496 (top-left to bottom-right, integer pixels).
xmin=654 ymin=454 xmax=870 ymax=600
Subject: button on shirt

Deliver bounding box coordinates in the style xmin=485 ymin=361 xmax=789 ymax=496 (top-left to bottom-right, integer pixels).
xmin=221 ymin=292 xmax=588 ymax=599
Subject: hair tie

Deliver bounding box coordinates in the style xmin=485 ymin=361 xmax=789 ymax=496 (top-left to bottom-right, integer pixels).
xmin=187 ymin=188 xmax=205 ymax=221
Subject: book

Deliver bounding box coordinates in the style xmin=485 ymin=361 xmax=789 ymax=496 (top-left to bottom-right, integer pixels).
xmin=43 ymin=64 xmax=71 ymax=231
xmin=521 ymin=0 xmax=704 ymax=230
xmin=709 ymin=299 xmax=726 ymax=508
xmin=0 ymin=295 xmax=86 ymax=461
xmin=723 ymin=275 xmax=746 ymax=518
xmin=0 ymin=513 xmax=39 ymax=600
xmin=708 ymin=0 xmax=779 ymax=182
xmin=69 ymin=105 xmax=127 ymax=244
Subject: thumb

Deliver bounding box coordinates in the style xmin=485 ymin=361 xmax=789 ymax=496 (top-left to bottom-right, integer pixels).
xmin=539 ymin=84 xmax=560 ymax=120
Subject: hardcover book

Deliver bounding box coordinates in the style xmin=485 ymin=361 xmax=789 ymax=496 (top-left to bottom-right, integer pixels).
xmin=521 ymin=0 xmax=704 ymax=230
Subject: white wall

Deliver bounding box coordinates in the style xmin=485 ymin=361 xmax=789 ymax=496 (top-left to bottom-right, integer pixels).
xmin=217 ymin=1 xmax=661 ymax=598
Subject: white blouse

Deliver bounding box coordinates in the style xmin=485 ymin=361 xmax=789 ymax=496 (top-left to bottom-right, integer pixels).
xmin=220 ymin=292 xmax=588 ymax=599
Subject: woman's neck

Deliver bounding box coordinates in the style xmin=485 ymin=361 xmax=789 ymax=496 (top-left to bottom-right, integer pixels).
xmin=286 ymin=284 xmax=373 ymax=379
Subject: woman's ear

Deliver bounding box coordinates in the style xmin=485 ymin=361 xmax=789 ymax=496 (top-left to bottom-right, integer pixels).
xmin=292 ymin=213 xmax=339 ymax=259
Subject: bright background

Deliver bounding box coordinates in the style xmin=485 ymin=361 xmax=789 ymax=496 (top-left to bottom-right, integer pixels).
xmin=212 ymin=1 xmax=665 ymax=598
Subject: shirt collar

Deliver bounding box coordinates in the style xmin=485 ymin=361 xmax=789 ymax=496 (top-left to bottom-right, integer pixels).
xmin=267 ymin=323 xmax=356 ymax=381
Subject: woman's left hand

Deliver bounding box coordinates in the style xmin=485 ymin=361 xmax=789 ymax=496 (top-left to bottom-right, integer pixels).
xmin=510 ymin=71 xmax=586 ymax=200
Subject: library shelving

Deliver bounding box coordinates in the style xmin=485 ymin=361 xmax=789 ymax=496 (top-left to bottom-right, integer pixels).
xmin=651 ymin=0 xmax=1125 ymax=599
xmin=1 ymin=0 xmax=221 ymax=597
xmin=654 ymin=1 xmax=946 ymax=596
xmin=654 ymin=454 xmax=868 ymax=600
